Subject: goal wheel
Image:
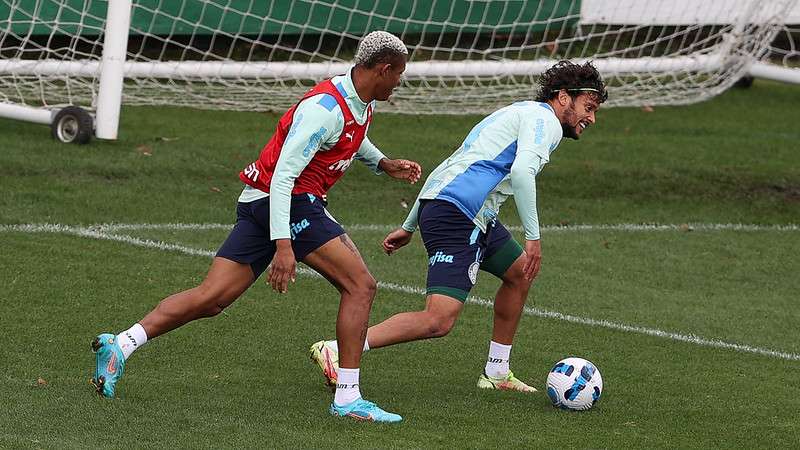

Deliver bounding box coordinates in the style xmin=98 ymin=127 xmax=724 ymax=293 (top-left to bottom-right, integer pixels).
xmin=51 ymin=106 xmax=93 ymax=144
xmin=733 ymin=76 xmax=754 ymax=89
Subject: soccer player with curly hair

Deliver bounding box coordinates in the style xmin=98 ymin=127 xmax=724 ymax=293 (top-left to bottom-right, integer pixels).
xmin=311 ymin=60 xmax=607 ymax=395
xmin=91 ymin=31 xmax=421 ymax=423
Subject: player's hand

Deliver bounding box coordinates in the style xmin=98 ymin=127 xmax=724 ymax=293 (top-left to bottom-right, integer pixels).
xmin=379 ymin=158 xmax=422 ymax=184
xmin=268 ymin=240 xmax=296 ymax=293
xmin=383 ymin=228 xmax=413 ymax=255
xmin=522 ymin=239 xmax=542 ymax=281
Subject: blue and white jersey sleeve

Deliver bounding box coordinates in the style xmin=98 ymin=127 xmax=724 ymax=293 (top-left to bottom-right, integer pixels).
xmin=268 ymin=95 xmax=343 ymax=240
xmin=401 ymin=199 xmax=420 ymax=232
xmin=509 ymin=151 xmax=543 ymax=240
xmin=509 ymin=107 xmax=562 ymax=240
xmin=355 ymin=136 xmax=386 ymax=174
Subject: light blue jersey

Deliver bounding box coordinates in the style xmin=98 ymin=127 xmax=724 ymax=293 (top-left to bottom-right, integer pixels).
xmin=402 ymin=101 xmax=563 ymax=240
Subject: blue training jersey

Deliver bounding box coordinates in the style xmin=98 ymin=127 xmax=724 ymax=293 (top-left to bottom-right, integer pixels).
xmin=402 ymin=101 xmax=563 ymax=240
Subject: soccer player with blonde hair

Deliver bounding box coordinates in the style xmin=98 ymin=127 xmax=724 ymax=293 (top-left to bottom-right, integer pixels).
xmin=91 ymin=31 xmax=420 ymax=423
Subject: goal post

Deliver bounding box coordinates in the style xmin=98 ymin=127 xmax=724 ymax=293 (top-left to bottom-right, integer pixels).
xmin=94 ymin=0 xmax=132 ymax=140
xmin=750 ymin=23 xmax=800 ymax=83
xmin=1 ymin=0 xmax=798 ymax=143
xmin=0 ymin=0 xmax=133 ymax=142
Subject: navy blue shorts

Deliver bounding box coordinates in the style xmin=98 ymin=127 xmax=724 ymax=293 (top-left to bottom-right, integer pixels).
xmin=419 ymin=200 xmax=523 ymax=302
xmin=216 ymin=194 xmax=345 ymax=278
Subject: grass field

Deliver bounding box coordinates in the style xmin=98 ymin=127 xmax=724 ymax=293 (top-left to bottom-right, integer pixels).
xmin=1 ymin=81 xmax=799 ymax=449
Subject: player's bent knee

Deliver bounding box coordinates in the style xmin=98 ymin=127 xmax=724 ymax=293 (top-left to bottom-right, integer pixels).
xmin=195 ymin=297 xmax=225 ymax=318
xmin=362 ymin=274 xmax=377 ymax=297
xmin=426 ymin=313 xmax=458 ymax=338
xmin=342 ymin=273 xmax=377 ymax=300
xmin=193 ymin=286 xmax=239 ymax=318
xmin=504 ymin=264 xmax=533 ymax=290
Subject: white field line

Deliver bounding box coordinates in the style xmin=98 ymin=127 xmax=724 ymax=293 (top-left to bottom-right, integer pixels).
xmin=3 ymin=222 xmax=800 ymax=362
xmin=39 ymin=222 xmax=800 ymax=234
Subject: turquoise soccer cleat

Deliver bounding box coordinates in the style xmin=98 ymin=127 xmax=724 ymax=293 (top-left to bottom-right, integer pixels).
xmin=90 ymin=333 xmax=125 ymax=398
xmin=329 ymin=398 xmax=403 ymax=423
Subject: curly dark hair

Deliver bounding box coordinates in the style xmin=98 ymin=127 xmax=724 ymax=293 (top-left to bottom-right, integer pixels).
xmin=534 ymin=60 xmax=608 ymax=103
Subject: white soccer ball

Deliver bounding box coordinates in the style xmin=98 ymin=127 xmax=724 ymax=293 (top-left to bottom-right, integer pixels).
xmin=546 ymin=357 xmax=603 ymax=411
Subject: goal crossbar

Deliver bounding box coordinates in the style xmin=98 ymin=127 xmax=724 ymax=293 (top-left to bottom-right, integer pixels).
xmin=0 ymin=53 xmax=728 ymax=79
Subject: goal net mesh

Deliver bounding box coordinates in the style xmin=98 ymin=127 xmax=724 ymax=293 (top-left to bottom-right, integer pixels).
xmin=0 ymin=0 xmax=797 ymax=115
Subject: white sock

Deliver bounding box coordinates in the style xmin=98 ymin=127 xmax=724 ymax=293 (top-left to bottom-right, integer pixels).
xmin=334 ymin=368 xmax=362 ymax=406
xmin=484 ymin=341 xmax=512 ymax=379
xmin=116 ymin=323 xmax=148 ymax=360
xmin=325 ymin=338 xmax=369 ymax=354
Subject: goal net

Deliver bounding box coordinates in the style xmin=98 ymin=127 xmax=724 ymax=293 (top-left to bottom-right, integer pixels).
xmin=0 ymin=0 xmax=798 ymax=135
xmin=760 ymin=23 xmax=800 ymax=71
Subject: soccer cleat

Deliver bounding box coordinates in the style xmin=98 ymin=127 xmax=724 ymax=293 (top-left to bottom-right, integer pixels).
xmin=477 ymin=370 xmax=537 ymax=393
xmin=90 ymin=333 xmax=125 ymax=398
xmin=329 ymin=398 xmax=403 ymax=423
xmin=309 ymin=340 xmax=339 ymax=390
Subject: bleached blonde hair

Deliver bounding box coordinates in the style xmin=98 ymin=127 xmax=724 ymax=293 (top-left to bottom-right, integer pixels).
xmin=353 ymin=31 xmax=408 ymax=67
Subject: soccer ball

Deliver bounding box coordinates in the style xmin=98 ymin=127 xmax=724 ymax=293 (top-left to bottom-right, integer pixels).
xmin=546 ymin=357 xmax=603 ymax=411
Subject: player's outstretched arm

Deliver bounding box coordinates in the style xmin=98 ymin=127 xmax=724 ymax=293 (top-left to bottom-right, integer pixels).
xmin=354 ymin=138 xmax=420 ymax=184
xmin=382 ymin=228 xmax=413 ymax=255
xmin=378 ymin=158 xmax=422 ymax=184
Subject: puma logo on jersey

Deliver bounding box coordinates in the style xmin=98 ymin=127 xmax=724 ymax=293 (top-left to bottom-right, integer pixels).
xmin=345 ymin=131 xmax=354 ymax=141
